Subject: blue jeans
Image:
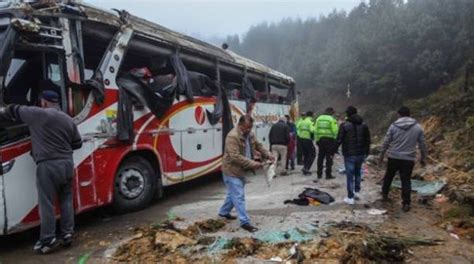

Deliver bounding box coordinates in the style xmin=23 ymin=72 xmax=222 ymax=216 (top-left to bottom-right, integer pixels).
xmin=219 ymin=174 xmax=250 ymax=225
xmin=344 ymin=155 xmax=365 ymax=199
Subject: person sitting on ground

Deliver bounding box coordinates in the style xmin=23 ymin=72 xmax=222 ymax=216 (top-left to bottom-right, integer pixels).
xmin=218 ymin=115 xmax=274 ymax=233
xmin=269 ymin=116 xmax=290 ymax=176
xmin=380 ymin=106 xmax=427 ymax=212
xmin=337 ymin=106 xmax=371 ymax=205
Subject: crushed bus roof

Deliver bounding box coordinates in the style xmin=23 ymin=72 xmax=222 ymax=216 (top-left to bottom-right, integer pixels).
xmin=6 ymin=1 xmax=295 ymax=86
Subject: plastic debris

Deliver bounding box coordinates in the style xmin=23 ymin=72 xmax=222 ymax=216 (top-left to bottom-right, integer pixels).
xmin=391 ymin=179 xmax=446 ymax=196
xmin=366 ymin=209 xmax=387 ymax=215
xmin=255 ymin=228 xmax=315 ymax=244
xmin=269 ymin=256 xmax=283 ymax=262
xmin=265 ymin=161 xmax=276 ymax=186
xmin=450 ymin=233 xmax=460 ymax=240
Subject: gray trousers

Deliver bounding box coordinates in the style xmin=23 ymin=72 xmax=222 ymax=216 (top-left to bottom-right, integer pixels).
xmin=36 ymin=159 xmax=74 ymax=242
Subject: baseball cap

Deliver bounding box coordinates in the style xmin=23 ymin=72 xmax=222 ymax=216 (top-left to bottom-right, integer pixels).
xmin=40 ymin=90 xmax=60 ymax=103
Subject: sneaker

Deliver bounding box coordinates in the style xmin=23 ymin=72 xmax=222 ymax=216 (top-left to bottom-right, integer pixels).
xmin=34 ymin=238 xmax=60 ymax=254
xmin=218 ymin=214 xmax=237 ymax=220
xmin=326 ymin=175 xmax=336 ymax=180
xmin=402 ymin=204 xmax=411 ymax=212
xmin=241 ymin=223 xmax=259 ymax=233
xmin=354 ymin=192 xmax=360 ymax=201
xmin=62 ymin=233 xmax=73 ymax=248
xmin=343 ymin=197 xmax=355 ymax=205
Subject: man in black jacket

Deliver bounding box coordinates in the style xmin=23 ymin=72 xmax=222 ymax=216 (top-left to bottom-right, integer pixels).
xmin=337 ymin=106 xmax=371 ymax=205
xmin=269 ymin=116 xmax=290 ymax=176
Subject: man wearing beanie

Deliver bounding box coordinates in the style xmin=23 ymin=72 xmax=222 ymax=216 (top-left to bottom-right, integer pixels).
xmin=380 ymin=106 xmax=427 ymax=212
xmin=0 ymin=80 xmax=82 ymax=254
xmin=337 ymin=106 xmax=371 ymax=205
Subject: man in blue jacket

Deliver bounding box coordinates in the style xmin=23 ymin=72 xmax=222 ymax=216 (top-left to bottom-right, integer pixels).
xmin=380 ymin=106 xmax=427 ymax=212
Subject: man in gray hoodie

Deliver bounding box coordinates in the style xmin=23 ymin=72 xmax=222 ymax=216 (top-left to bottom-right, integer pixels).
xmin=380 ymin=106 xmax=427 ymax=212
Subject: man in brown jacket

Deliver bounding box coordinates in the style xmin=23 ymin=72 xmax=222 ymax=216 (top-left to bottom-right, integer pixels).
xmin=219 ymin=115 xmax=273 ymax=232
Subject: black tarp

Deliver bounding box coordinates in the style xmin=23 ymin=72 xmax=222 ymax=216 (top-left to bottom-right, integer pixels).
xmin=85 ymin=70 xmax=105 ymax=105
xmin=115 ymin=55 xmax=235 ymax=145
xmin=117 ymin=68 xmax=175 ymax=119
xmin=116 ymin=86 xmax=134 ymax=142
xmin=169 ymin=53 xmax=193 ymax=102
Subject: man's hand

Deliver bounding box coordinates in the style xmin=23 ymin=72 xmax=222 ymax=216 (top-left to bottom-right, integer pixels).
xmin=420 ymin=159 xmax=426 ymax=167
xmin=268 ymin=154 xmax=276 ymax=163
xmin=379 ymin=154 xmax=384 ymax=165
xmin=252 ymin=162 xmax=264 ymax=170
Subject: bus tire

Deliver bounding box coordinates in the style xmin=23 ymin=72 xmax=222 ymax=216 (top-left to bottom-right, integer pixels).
xmin=113 ymin=156 xmax=156 ymax=213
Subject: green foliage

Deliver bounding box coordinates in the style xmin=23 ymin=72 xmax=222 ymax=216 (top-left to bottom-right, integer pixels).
xmin=228 ymin=0 xmax=474 ymax=104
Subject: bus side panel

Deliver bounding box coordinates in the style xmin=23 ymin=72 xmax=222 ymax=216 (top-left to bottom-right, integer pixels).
xmin=254 ymin=103 xmax=290 ymax=149
xmin=3 ymin=150 xmax=38 ymax=233
xmin=0 ymin=171 xmax=5 ymax=235
xmin=93 ymin=145 xmax=132 ymax=206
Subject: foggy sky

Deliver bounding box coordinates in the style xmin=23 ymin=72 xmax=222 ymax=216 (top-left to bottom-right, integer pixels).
xmin=85 ymin=0 xmax=363 ymax=40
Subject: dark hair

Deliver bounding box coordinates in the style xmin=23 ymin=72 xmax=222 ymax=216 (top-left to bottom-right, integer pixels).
xmin=398 ymin=106 xmax=410 ymax=117
xmin=306 ymin=111 xmax=314 ymax=117
xmin=238 ymin=115 xmax=254 ymax=125
xmin=345 ymin=106 xmax=357 ymax=117
xmin=325 ymin=107 xmax=335 ymax=115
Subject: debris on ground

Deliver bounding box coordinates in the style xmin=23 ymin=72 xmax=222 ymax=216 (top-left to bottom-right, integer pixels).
xmin=366 ymin=209 xmax=387 ymax=215
xmin=113 ymin=217 xmax=443 ymax=263
xmin=391 ymin=179 xmax=446 ymax=196
xmin=284 ymin=187 xmax=335 ymax=206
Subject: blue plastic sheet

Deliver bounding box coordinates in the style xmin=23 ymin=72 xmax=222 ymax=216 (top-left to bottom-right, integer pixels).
xmin=392 ymin=179 xmax=446 ymax=196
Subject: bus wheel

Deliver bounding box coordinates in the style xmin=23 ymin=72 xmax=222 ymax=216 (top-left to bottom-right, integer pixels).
xmin=113 ymin=156 xmax=157 ymax=213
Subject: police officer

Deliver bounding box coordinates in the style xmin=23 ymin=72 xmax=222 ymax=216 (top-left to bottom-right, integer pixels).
xmin=296 ymin=111 xmax=316 ymax=175
xmin=314 ymin=107 xmax=339 ymax=180
xmin=0 ymin=81 xmax=82 ymax=254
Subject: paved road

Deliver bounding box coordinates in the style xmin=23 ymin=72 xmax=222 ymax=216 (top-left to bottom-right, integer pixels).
xmin=0 ymin=157 xmax=384 ymax=263
xmin=0 ymin=173 xmax=225 ymax=264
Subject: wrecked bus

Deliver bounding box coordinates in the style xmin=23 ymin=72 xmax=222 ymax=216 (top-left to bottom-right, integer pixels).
xmin=0 ymin=1 xmax=296 ymax=235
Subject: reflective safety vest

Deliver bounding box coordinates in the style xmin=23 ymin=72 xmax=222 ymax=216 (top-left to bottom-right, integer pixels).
xmin=314 ymin=114 xmax=338 ymax=141
xmin=296 ymin=117 xmax=314 ymax=140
